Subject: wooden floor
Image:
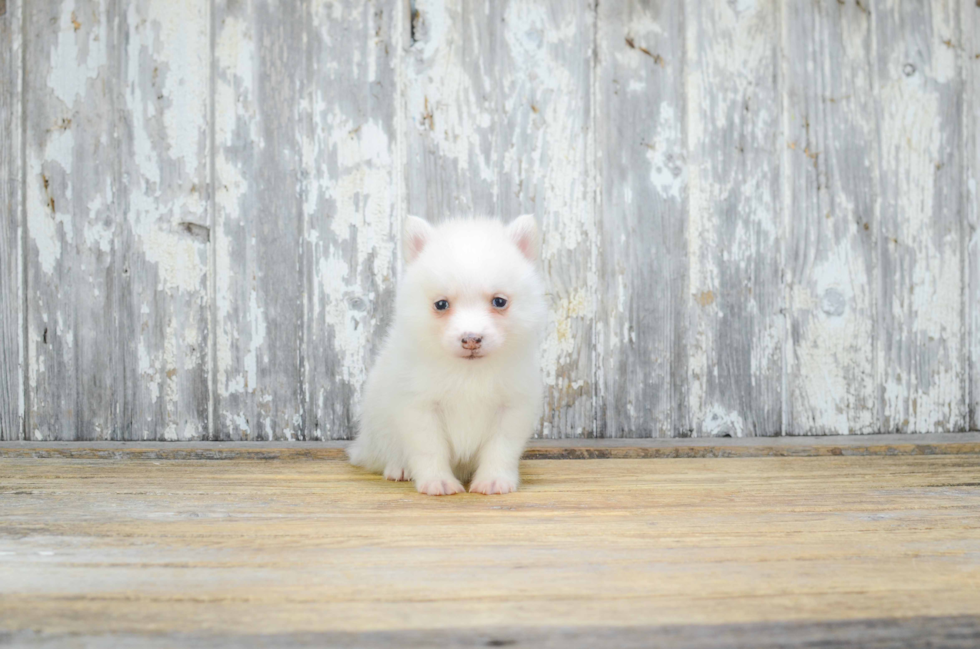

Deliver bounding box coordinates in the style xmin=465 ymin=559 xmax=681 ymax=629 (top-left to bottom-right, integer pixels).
xmin=2 ymin=449 xmax=979 ymax=647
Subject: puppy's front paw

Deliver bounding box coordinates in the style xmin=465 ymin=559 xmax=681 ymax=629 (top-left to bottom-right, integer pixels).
xmin=384 ymin=465 xmax=410 ymax=481
xmin=415 ymin=477 xmax=465 ymax=496
xmin=468 ymin=476 xmax=518 ymax=495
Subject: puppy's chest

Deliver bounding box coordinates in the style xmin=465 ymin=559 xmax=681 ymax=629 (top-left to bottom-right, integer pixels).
xmin=437 ymin=397 xmax=502 ymax=454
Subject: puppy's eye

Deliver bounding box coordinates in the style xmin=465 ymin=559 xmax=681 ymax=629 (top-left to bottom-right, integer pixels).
xmin=434 ymin=300 xmax=450 ymax=311
xmin=492 ymin=297 xmax=508 ymax=309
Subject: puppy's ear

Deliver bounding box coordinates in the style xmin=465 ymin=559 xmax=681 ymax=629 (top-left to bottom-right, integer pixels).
xmin=403 ymin=215 xmax=435 ymax=264
xmin=506 ymin=214 xmax=540 ymax=262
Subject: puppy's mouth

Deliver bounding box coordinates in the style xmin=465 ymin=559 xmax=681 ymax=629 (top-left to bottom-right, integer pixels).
xmin=462 ymin=351 xmax=483 ymax=360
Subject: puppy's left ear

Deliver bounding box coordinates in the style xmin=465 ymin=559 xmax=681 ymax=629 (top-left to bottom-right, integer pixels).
xmin=506 ymin=214 xmax=540 ymax=262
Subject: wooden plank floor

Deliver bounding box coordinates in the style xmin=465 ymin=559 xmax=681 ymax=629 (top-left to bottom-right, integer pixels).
xmin=1 ymin=452 xmax=979 ymax=647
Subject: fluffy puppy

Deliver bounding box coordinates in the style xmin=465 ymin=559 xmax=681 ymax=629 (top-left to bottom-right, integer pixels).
xmin=349 ymin=215 xmax=546 ymax=496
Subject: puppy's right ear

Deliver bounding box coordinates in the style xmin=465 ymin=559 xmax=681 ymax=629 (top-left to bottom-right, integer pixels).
xmin=403 ymin=215 xmax=435 ymax=265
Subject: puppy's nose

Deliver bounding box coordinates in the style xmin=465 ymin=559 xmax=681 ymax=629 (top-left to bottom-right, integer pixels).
xmin=460 ymin=334 xmax=483 ymax=350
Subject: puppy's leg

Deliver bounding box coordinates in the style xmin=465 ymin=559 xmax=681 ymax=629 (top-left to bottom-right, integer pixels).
xmin=469 ymin=405 xmax=536 ymax=495
xmin=400 ymin=406 xmax=464 ymax=496
xmin=383 ymin=464 xmax=410 ymax=481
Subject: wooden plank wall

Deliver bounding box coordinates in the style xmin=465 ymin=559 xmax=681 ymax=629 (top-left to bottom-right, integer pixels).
xmin=0 ymin=0 xmax=977 ymax=440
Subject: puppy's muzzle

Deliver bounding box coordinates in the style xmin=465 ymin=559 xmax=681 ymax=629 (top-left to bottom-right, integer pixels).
xmin=461 ymin=334 xmax=483 ymax=351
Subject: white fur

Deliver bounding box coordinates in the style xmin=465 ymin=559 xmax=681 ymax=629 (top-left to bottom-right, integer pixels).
xmin=348 ymin=215 xmax=546 ymax=496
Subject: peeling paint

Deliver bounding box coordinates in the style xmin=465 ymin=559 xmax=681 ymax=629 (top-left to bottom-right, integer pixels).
xmin=48 ymin=3 xmax=106 ymax=107
xmin=645 ymin=104 xmax=686 ymax=200
xmin=877 ymin=0 xmax=966 ymax=433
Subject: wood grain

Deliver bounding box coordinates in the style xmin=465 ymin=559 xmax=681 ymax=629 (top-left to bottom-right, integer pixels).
xmin=595 ymin=0 xmax=688 ymax=438
xmin=24 ymin=0 xmax=116 ymax=439
xmin=23 ymin=0 xmax=210 ymax=440
xmin=117 ymin=0 xmax=211 ymax=439
xmin=782 ymin=0 xmax=878 ymax=434
xmin=875 ymin=0 xmax=966 ymax=433
xmin=965 ymin=1 xmax=979 ymax=433
xmin=0 ymin=0 xmax=22 ymax=440
xmin=1 ymin=454 xmax=978 ymax=639
xmin=685 ymin=0 xmax=783 ymax=436
xmin=212 ymin=1 xmax=399 ymax=441
xmin=212 ymin=0 xmax=306 ymax=440
xmin=302 ymin=0 xmax=400 ymax=440
xmin=4 ymin=616 xmax=979 ymax=649
xmin=404 ymin=0 xmax=596 ymax=437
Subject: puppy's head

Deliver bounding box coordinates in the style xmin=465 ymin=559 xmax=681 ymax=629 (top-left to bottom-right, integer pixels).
xmin=398 ymin=215 xmax=546 ymax=361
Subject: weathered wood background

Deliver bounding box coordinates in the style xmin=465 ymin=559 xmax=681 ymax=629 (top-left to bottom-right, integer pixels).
xmin=0 ymin=0 xmax=977 ymax=441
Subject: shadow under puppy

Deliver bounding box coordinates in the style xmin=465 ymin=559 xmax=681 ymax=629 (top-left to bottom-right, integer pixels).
xmin=349 ymin=215 xmax=546 ymax=495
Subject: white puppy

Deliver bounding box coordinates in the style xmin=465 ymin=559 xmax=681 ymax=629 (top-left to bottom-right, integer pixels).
xmin=349 ymin=215 xmax=547 ymax=496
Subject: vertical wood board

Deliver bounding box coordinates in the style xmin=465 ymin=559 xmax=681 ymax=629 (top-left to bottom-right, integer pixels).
xmin=117 ymin=0 xmax=211 ymax=439
xmin=782 ymin=0 xmax=878 ymax=434
xmin=684 ymin=0 xmax=784 ymax=437
xmin=965 ymin=1 xmax=979 ymax=431
xmin=25 ymin=0 xmax=117 ymax=439
xmin=595 ymin=0 xmax=688 ymax=438
xmin=0 ymin=0 xmax=23 ymax=440
xmin=23 ymin=0 xmax=210 ymax=440
xmin=213 ymin=0 xmax=305 ymax=439
xmin=302 ymin=0 xmax=400 ymax=440
xmin=874 ymin=0 xmax=966 ymax=433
